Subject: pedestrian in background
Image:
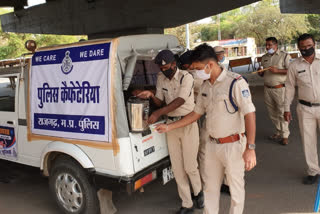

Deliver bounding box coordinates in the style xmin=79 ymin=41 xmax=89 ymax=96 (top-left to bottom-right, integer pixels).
xmin=214 ymin=46 xmax=226 ymax=64
xmin=259 ymin=37 xmax=291 ymax=145
xmin=284 ymin=33 xmax=320 ymax=184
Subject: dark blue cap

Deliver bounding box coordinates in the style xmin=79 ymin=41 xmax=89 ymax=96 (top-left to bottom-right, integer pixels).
xmin=154 ymin=50 xmax=175 ymax=66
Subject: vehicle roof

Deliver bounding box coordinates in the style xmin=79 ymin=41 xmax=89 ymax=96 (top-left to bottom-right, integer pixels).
xmin=36 ymin=34 xmax=180 ymax=53
xmin=35 ymin=34 xmax=182 ymax=91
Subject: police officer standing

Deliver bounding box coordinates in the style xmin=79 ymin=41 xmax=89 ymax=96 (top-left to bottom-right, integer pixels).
xmin=156 ymin=44 xmax=257 ymax=214
xmin=259 ymin=37 xmax=291 ymax=145
xmin=284 ymin=34 xmax=320 ymax=184
xmin=180 ymin=49 xmax=231 ymax=195
xmin=179 ymin=50 xmax=203 ymax=100
xmin=137 ymin=50 xmax=203 ymax=214
xmin=179 ymin=50 xmax=194 ymax=71
xmin=214 ymin=46 xmax=226 ymax=64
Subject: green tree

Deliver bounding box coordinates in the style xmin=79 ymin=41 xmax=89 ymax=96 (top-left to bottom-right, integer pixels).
xmin=165 ymin=25 xmax=187 ymax=47
xmin=0 ymin=8 xmax=86 ymax=60
xmin=235 ymin=0 xmax=308 ymax=46
xmin=213 ymin=8 xmax=244 ymax=40
xmin=165 ymin=23 xmax=201 ymax=48
xmin=193 ymin=8 xmax=246 ymax=42
xmin=307 ymin=14 xmax=320 ymax=41
xmin=199 ymin=25 xmax=217 ymax=41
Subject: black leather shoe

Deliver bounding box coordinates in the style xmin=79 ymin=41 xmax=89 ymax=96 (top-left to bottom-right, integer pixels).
xmin=192 ymin=190 xmax=204 ymax=209
xmin=176 ymin=207 xmax=194 ymax=214
xmin=303 ymin=175 xmax=318 ymax=185
xmin=220 ymin=184 xmax=230 ymax=195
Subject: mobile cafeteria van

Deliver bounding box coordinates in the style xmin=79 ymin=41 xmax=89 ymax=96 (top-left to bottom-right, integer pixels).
xmin=0 ymin=34 xmax=183 ymax=214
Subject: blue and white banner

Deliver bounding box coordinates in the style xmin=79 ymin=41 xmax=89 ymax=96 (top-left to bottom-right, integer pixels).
xmin=30 ymin=42 xmax=112 ymax=142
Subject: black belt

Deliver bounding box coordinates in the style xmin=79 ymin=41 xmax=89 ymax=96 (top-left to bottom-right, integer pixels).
xmin=167 ymin=116 xmax=184 ymax=121
xmin=299 ymin=100 xmax=320 ymax=107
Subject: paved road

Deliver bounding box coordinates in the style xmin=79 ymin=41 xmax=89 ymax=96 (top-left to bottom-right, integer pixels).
xmin=0 ymin=86 xmax=319 ymax=214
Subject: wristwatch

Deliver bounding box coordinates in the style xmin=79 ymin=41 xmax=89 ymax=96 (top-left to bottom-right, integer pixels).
xmin=248 ymin=144 xmax=256 ymax=150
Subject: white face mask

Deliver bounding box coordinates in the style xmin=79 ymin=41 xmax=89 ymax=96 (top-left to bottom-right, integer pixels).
xmin=195 ymin=64 xmax=211 ymax=80
xmin=267 ymin=48 xmax=275 ymax=54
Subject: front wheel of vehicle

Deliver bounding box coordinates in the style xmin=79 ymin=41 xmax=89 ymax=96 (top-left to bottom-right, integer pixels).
xmin=49 ymin=156 xmax=100 ymax=214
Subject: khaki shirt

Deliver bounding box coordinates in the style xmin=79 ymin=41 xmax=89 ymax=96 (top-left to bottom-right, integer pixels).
xmin=194 ymin=68 xmax=256 ymax=138
xmin=155 ymin=68 xmax=195 ymax=117
xmin=261 ymin=50 xmax=291 ymax=86
xmin=193 ymin=76 xmax=203 ymax=100
xmin=191 ymin=64 xmax=225 ymax=100
xmin=284 ymin=54 xmax=320 ymax=112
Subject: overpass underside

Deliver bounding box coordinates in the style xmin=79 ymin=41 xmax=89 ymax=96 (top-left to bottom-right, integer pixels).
xmin=1 ymin=0 xmax=320 ymax=38
xmin=1 ymin=0 xmax=259 ymax=38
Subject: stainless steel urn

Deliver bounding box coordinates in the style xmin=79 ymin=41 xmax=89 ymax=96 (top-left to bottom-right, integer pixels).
xmin=127 ymin=97 xmax=150 ymax=132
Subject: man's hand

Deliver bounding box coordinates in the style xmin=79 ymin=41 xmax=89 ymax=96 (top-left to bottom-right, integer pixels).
xmin=269 ymin=66 xmax=279 ymax=73
xmin=243 ymin=149 xmax=256 ymax=171
xmin=148 ymin=111 xmax=161 ymax=124
xmin=132 ymin=89 xmax=143 ymax=96
xmin=155 ymin=123 xmax=170 ymax=133
xmin=284 ymin=111 xmax=292 ymax=123
xmin=258 ymin=71 xmax=264 ymax=77
xmin=257 ymin=66 xmax=268 ymax=77
xmin=137 ymin=90 xmax=154 ymax=99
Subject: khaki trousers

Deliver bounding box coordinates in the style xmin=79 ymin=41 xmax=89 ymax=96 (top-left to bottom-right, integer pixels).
xmin=198 ymin=121 xmax=229 ymax=186
xmin=198 ymin=118 xmax=207 ymax=179
xmin=264 ymin=87 xmax=290 ymax=138
xmin=167 ymin=121 xmax=202 ymax=208
xmin=297 ymin=104 xmax=320 ymax=176
xmin=201 ymin=134 xmax=246 ymax=214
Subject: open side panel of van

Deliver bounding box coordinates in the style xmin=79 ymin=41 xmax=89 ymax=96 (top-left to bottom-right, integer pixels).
xmin=129 ymin=121 xmax=169 ymax=172
xmin=123 ymin=60 xmax=170 ymax=173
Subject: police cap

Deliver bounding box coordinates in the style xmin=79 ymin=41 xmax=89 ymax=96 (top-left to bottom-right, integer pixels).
xmin=214 ymin=46 xmax=225 ymax=54
xmin=154 ymin=50 xmax=175 ymax=66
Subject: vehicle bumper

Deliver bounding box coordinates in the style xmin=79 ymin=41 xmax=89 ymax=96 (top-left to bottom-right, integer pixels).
xmin=92 ymin=156 xmax=171 ymax=195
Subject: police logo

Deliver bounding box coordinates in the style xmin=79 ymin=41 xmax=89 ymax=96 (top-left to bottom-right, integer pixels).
xmin=61 ymin=50 xmax=73 ymax=75
xmin=241 ymin=89 xmax=250 ymax=98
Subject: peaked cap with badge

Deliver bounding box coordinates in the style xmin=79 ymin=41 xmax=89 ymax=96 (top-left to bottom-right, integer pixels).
xmin=155 ymin=50 xmax=176 ymax=66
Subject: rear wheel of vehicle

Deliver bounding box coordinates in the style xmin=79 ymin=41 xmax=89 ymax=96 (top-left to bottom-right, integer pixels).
xmin=49 ymin=156 xmax=100 ymax=214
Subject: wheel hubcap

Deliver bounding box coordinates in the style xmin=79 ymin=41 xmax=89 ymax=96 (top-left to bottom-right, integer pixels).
xmin=55 ymin=173 xmax=83 ymax=212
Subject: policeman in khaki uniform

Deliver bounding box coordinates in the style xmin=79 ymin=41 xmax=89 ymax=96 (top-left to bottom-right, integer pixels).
xmin=180 ymin=49 xmax=231 ymax=195
xmin=259 ymin=37 xmax=291 ymax=145
xmin=214 ymin=46 xmax=226 ymax=64
xmin=284 ymin=34 xmax=320 ymax=185
xmin=156 ymin=44 xmax=257 ymax=214
xmin=179 ymin=50 xmax=203 ymax=100
xmin=137 ymin=50 xmax=203 ymax=214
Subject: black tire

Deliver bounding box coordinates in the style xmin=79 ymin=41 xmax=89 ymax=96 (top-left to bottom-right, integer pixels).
xmin=49 ymin=156 xmax=100 ymax=214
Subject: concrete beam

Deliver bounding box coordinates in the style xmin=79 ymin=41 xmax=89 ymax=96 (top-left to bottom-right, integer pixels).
xmin=0 ymin=0 xmax=258 ymax=37
xmin=88 ymin=28 xmax=164 ymax=39
xmin=0 ymin=0 xmax=27 ymax=10
xmin=280 ymin=0 xmax=320 ymax=14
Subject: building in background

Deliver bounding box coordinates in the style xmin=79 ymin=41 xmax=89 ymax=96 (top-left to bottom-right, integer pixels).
xmin=194 ymin=38 xmax=256 ymax=57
